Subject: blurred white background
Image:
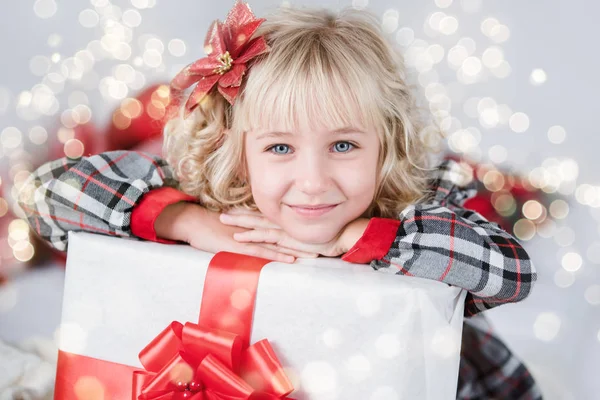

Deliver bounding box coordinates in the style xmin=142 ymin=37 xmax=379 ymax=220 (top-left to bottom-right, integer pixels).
xmin=0 ymin=1 xmax=599 ymax=399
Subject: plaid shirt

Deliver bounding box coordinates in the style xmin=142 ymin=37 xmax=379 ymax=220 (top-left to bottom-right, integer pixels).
xmin=17 ymin=151 xmax=541 ymax=399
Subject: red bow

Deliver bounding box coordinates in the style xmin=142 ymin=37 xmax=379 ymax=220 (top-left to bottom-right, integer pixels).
xmin=132 ymin=321 xmax=294 ymax=400
xmin=171 ymin=0 xmax=269 ymax=113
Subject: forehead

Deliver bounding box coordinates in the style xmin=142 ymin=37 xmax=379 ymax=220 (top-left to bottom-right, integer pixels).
xmin=233 ymin=56 xmax=381 ymax=136
xmin=243 ymin=91 xmax=371 ymax=134
xmin=251 ymin=126 xmax=370 ymax=144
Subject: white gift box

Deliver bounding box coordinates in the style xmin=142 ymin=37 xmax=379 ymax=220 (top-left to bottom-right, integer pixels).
xmin=57 ymin=232 xmax=466 ymax=399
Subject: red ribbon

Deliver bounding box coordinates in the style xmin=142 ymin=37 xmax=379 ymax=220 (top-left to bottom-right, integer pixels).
xmin=54 ymin=252 xmax=294 ymax=399
xmin=132 ymin=322 xmax=293 ymax=399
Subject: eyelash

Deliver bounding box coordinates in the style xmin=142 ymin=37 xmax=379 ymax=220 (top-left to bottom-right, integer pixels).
xmin=265 ymin=141 xmax=358 ymax=155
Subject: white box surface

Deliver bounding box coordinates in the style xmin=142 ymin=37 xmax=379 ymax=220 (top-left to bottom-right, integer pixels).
xmin=59 ymin=232 xmax=466 ymax=399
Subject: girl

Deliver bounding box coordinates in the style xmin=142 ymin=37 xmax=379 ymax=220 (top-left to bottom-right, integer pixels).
xmin=18 ymin=2 xmax=541 ymax=399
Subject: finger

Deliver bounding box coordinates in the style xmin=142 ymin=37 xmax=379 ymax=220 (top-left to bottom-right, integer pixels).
xmin=241 ymin=244 xmax=295 ymax=264
xmin=220 ymin=213 xmax=281 ymax=230
xmin=258 ymin=243 xmax=319 ymax=259
xmin=234 ymin=230 xmax=321 ymax=255
xmin=225 ymin=208 xmax=264 ymax=216
xmin=221 ymin=215 xmax=281 ymax=229
xmin=233 ymin=228 xmax=281 ymax=244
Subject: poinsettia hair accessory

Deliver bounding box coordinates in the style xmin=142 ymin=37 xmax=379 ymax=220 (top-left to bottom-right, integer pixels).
xmin=170 ymin=0 xmax=270 ymax=115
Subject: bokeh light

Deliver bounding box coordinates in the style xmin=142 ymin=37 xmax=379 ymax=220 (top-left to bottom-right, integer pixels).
xmin=122 ymin=9 xmax=142 ymax=27
xmin=356 ymin=291 xmax=381 ymax=316
xmin=79 ymin=9 xmax=100 ymax=28
xmin=375 ymin=334 xmax=402 ymax=358
xmin=322 ymin=328 xmax=343 ymax=348
xmin=435 ymin=0 xmax=453 ymax=9
xmin=548 ymin=125 xmax=567 ymax=144
xmin=549 ymin=200 xmax=569 ymax=219
xmin=74 ymin=376 xmax=106 ymax=400
xmin=509 ymin=112 xmax=530 ymax=133
xmin=513 ymin=219 xmax=536 ymax=241
xmin=382 ymin=9 xmax=399 ymax=33
xmin=584 ymin=285 xmax=600 ymax=305
xmin=533 ymin=312 xmax=561 ymax=342
xmin=561 ymin=252 xmax=583 ymax=272
xmin=346 ymin=353 xmax=371 ymax=380
xmin=352 ymin=0 xmax=369 ymax=10
xmin=301 ymin=362 xmax=337 ymax=394
xmin=554 ymin=269 xmax=575 ymax=288
xmin=530 ymin=68 xmax=547 ymax=85
xmin=554 ymin=227 xmax=576 ymax=247
xmin=33 ymin=0 xmax=57 ymax=19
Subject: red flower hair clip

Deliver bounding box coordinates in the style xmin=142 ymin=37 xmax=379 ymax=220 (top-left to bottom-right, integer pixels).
xmin=170 ymin=0 xmax=269 ymax=115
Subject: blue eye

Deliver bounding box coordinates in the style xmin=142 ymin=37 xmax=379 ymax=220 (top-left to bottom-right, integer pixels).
xmin=266 ymin=141 xmax=356 ymax=155
xmin=268 ymin=144 xmax=291 ymax=154
xmin=333 ymin=141 xmax=354 ymax=153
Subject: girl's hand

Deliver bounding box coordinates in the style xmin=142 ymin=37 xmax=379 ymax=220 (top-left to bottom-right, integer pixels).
xmin=155 ymin=202 xmax=319 ymax=263
xmin=220 ymin=209 xmax=367 ymax=258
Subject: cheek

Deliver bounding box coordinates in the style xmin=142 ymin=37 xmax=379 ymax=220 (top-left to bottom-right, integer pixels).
xmin=351 ymin=170 xmax=377 ymax=191
xmin=247 ymin=155 xmax=281 ymax=195
xmin=249 ymin=173 xmax=288 ymax=214
xmin=250 ymin=173 xmax=285 ymax=196
xmin=341 ymin=162 xmax=378 ymax=199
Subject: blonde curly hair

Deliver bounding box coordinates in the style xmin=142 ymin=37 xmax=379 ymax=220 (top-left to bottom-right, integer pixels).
xmin=163 ymin=5 xmax=441 ymax=219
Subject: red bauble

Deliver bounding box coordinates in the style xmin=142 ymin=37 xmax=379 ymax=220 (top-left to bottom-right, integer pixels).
xmin=463 ymin=195 xmax=504 ymax=227
xmin=105 ymin=84 xmax=180 ymax=151
xmin=130 ymin=135 xmax=164 ymax=157
xmin=47 ymin=121 xmax=100 ymax=165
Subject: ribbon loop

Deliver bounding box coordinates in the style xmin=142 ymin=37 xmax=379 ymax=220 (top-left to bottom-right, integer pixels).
xmin=182 ymin=323 xmax=243 ymax=372
xmin=241 ymin=340 xmax=293 ymax=396
xmin=139 ymin=322 xmax=184 ymax=373
xmin=196 ymin=354 xmax=254 ymax=397
xmin=133 ymin=252 xmax=295 ymax=399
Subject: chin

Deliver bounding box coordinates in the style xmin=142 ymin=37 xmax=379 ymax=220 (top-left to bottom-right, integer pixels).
xmin=288 ymin=225 xmax=342 ymax=244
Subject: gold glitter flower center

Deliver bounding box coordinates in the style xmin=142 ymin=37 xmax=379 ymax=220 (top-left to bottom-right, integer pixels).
xmin=215 ymin=51 xmax=233 ymax=75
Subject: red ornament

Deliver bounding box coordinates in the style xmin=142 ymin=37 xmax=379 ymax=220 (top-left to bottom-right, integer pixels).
xmin=129 ymin=135 xmax=164 ymax=157
xmin=105 ymin=84 xmax=179 ymax=151
xmin=463 ymin=193 xmax=507 ymax=229
xmin=47 ymin=121 xmax=100 ymax=165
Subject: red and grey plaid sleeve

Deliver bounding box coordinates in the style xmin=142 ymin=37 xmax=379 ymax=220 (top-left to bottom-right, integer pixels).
xmin=17 ymin=151 xmax=182 ymax=251
xmin=364 ymin=159 xmax=537 ymax=316
xmin=458 ymin=315 xmax=542 ymax=399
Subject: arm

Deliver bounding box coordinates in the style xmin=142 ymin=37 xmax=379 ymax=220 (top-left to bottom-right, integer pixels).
xmin=17 ymin=150 xmax=194 ymax=251
xmin=342 ymin=159 xmax=537 ymax=317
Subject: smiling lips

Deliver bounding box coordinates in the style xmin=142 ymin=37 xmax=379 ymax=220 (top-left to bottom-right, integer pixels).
xmin=287 ymin=204 xmax=338 ymax=218
xmin=290 ymin=204 xmax=337 ymax=209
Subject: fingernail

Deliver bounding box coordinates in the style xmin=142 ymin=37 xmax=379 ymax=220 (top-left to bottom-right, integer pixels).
xmin=220 ymin=213 xmax=230 ymax=221
xmin=233 ymin=232 xmax=240 ymax=239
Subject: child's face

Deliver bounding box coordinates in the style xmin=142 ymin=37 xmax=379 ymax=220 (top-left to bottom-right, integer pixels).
xmin=244 ymin=123 xmax=380 ymax=244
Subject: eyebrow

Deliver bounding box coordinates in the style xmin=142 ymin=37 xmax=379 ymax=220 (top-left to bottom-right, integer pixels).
xmin=255 ymin=127 xmax=366 ymax=140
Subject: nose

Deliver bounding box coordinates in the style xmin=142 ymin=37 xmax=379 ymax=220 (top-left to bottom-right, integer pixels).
xmin=295 ymin=154 xmax=331 ymax=195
